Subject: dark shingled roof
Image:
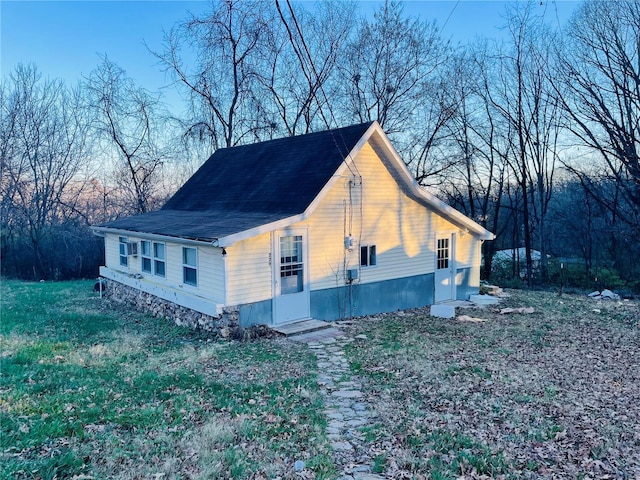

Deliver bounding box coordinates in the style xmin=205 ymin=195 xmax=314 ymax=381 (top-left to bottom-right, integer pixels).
xmin=99 ymin=122 xmax=373 ymax=242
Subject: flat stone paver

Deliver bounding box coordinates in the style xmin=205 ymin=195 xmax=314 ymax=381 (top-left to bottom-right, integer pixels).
xmin=289 ymin=327 xmax=346 ymax=344
xmin=291 ymin=328 xmax=384 ymax=478
xmin=331 ymin=390 xmax=363 ymax=398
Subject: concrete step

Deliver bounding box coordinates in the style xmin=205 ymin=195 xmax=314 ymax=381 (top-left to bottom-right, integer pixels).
xmin=430 ymin=304 xmax=456 ymax=318
xmin=469 ymin=294 xmax=500 ymax=305
xmin=271 ymin=319 xmax=332 ymax=337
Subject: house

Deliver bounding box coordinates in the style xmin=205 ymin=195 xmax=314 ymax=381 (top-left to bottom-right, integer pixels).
xmin=93 ymin=122 xmax=494 ymax=332
xmin=493 ymin=248 xmax=551 ymax=279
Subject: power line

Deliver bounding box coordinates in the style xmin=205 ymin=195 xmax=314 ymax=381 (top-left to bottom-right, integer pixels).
xmin=277 ymin=0 xmax=365 ymax=294
xmin=441 ymin=0 xmax=461 ymax=31
xmin=276 ymin=0 xmax=361 ymax=178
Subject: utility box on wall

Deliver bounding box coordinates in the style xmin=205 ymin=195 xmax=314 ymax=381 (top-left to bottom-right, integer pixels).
xmin=347 ymin=268 xmax=359 ymax=281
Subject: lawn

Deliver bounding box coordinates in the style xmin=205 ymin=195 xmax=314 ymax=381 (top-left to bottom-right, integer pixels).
xmin=2 ymin=281 xmax=639 ymax=479
xmin=0 ymin=280 xmax=333 ymax=479
xmin=341 ymin=290 xmax=640 ymax=478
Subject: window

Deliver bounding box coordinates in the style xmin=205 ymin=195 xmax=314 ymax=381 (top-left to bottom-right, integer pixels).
xmin=153 ymin=242 xmax=165 ymax=277
xmin=360 ymin=245 xmax=377 ymax=267
xmin=183 ymin=247 xmax=197 ymax=286
xmin=140 ymin=241 xmax=152 ymax=273
xmin=119 ymin=237 xmax=128 ymax=267
xmin=280 ymin=236 xmax=303 ymax=294
xmin=437 ymin=238 xmax=449 ymax=269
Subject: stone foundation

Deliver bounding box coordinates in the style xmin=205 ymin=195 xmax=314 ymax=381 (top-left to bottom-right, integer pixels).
xmin=100 ymin=278 xmax=239 ymax=337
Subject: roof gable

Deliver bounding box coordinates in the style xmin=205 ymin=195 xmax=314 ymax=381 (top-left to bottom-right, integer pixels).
xmin=163 ymin=122 xmax=373 ymax=215
xmin=297 ymin=124 xmax=495 ymax=243
xmin=95 ymin=121 xmax=494 ymax=243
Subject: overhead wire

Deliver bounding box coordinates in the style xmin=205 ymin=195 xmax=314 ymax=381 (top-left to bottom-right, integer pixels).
xmin=278 ymin=0 xmax=362 ymax=179
xmin=441 ymin=0 xmax=460 ymax=32
xmin=277 ymin=0 xmax=365 ymax=315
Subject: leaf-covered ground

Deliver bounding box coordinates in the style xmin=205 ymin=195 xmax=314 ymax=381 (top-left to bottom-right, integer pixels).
xmin=342 ymin=290 xmax=640 ymax=478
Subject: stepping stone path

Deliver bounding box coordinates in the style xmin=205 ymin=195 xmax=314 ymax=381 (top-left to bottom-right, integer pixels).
xmin=291 ymin=329 xmax=384 ymax=480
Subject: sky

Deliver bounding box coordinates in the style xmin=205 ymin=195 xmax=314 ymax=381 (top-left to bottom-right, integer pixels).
xmin=1 ymin=0 xmax=580 ymax=108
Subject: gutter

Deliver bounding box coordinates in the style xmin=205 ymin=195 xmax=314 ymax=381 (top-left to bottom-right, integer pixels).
xmin=91 ymin=226 xmax=220 ymax=247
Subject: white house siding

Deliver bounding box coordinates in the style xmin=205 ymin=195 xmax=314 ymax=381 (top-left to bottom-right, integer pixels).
xmin=104 ymin=233 xmax=121 ymax=271
xmin=454 ymin=231 xmax=480 ymax=269
xmin=225 ymin=232 xmax=273 ymax=306
xmin=104 ymin=233 xmax=141 ymax=274
xmin=290 ymin=141 xmax=471 ymax=292
xmin=294 ymin=173 xmax=356 ymax=292
xmin=199 ymin=247 xmax=225 ymax=304
xmin=102 ymin=233 xmax=225 ymax=304
xmin=454 ymin=232 xmax=482 ymax=296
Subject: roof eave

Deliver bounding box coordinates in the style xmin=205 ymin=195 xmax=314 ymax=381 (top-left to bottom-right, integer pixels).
xmin=367 ymin=124 xmax=496 ymax=241
xmin=215 ymin=213 xmax=306 ymax=247
xmin=91 ymin=225 xmax=221 ymax=246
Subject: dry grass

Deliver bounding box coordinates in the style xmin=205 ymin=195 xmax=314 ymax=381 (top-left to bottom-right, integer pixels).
xmin=342 ymin=290 xmax=640 ymax=478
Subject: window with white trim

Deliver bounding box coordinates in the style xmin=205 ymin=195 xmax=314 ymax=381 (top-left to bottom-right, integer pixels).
xmin=119 ymin=237 xmax=128 ymax=267
xmin=140 ymin=240 xmax=152 ymax=273
xmin=153 ymin=242 xmax=165 ymax=277
xmin=360 ymin=245 xmax=377 ymax=267
xmin=182 ymin=247 xmax=197 ymax=286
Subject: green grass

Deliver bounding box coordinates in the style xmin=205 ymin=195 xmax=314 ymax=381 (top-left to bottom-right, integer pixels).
xmin=0 ymin=279 xmax=334 ymax=479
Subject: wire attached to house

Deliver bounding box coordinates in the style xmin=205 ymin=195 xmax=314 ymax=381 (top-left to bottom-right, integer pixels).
xmin=277 ymin=0 xmax=365 ymax=317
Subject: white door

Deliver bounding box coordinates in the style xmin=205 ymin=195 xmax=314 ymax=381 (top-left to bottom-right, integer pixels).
xmin=273 ymin=231 xmax=310 ymax=324
xmin=434 ymin=233 xmax=456 ymax=303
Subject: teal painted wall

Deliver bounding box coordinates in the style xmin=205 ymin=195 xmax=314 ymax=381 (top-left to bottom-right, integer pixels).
xmin=239 ymin=299 xmax=272 ymax=327
xmin=310 ymin=273 xmax=435 ymax=321
xmin=456 ymin=267 xmax=478 ymax=300
xmin=237 ymin=267 xmax=478 ymax=325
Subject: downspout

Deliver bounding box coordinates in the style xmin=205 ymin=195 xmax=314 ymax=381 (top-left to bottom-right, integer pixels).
xmin=222 ymin=248 xmax=228 ymax=307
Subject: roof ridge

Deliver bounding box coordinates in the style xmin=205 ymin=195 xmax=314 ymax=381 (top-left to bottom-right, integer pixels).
xmin=215 ymin=121 xmax=374 ymax=152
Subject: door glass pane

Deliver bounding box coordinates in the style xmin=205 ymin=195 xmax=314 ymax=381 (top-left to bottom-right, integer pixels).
xmin=437 ymin=238 xmax=449 ymax=270
xmin=280 ymin=236 xmax=303 ymax=294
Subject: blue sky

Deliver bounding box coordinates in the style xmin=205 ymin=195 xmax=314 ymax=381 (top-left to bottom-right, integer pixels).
xmin=2 ymin=1 xmax=579 ymax=102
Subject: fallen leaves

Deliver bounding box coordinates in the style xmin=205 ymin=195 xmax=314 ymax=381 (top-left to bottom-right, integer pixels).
xmin=342 ymin=290 xmax=640 ymax=478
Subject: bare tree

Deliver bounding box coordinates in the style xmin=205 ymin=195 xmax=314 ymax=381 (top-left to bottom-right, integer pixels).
xmin=485 ymin=3 xmax=562 ymax=285
xmin=1 ymin=64 xmax=91 ymax=278
xmin=557 ymin=0 xmax=640 ymax=224
xmin=85 ymin=57 xmax=166 ymax=215
xmin=402 ymin=72 xmax=460 ymax=187
xmin=438 ymin=47 xmax=512 ymax=278
xmin=154 ymin=0 xmax=273 ymax=149
xmin=522 ymin=21 xmax=563 ymax=282
xmin=261 ymin=0 xmax=354 ymax=136
xmin=341 ymin=0 xmax=446 ymax=134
